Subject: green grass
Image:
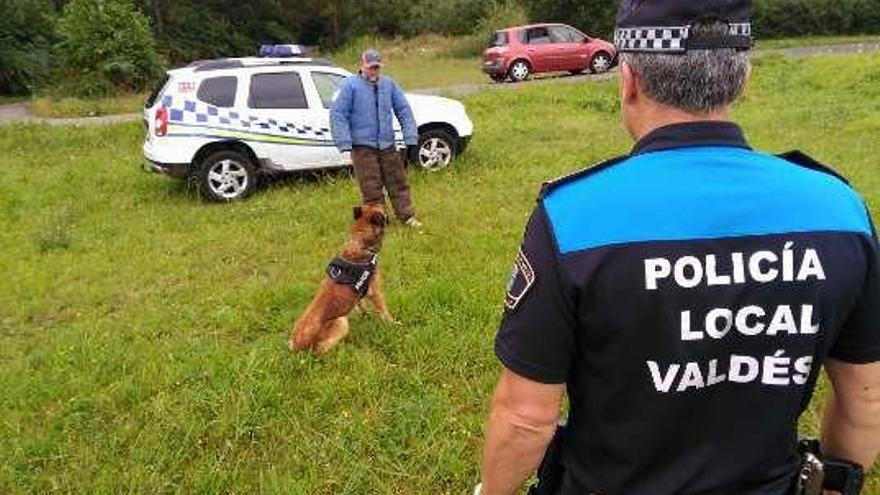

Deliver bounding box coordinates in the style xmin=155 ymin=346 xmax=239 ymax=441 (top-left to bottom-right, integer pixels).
xmin=756 ymin=34 xmax=880 ymax=50
xmin=1 ymin=51 xmax=879 ymax=494
xmin=0 ymin=95 xmax=28 ymax=105
xmin=324 ymin=34 xmax=489 ymax=90
xmin=27 ymin=92 xmax=148 ymax=119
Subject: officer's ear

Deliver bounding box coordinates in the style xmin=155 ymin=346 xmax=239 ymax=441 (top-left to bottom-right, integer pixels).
xmin=353 ymin=206 xmax=363 ymax=220
xmin=620 ymin=60 xmax=640 ymax=106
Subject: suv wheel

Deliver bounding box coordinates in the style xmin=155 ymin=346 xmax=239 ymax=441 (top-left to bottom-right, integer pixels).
xmin=416 ymin=129 xmax=456 ymax=172
xmin=508 ymin=60 xmax=531 ymax=82
xmin=195 ymin=150 xmax=257 ymax=202
xmin=590 ymin=52 xmax=612 ymax=74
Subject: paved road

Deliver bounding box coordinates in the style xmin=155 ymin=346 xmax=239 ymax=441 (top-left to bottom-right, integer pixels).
xmin=1 ymin=41 xmax=878 ymax=127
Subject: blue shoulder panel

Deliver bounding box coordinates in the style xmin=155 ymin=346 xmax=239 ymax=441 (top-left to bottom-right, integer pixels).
xmin=543 ymin=147 xmax=873 ymax=254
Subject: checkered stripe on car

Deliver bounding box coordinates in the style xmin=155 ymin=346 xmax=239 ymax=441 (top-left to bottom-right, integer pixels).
xmin=615 ymin=23 xmax=751 ymax=52
xmin=160 ymin=95 xmax=331 ymax=141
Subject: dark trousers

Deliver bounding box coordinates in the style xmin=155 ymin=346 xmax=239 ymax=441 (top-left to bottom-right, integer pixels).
xmin=351 ymin=146 xmax=415 ymax=221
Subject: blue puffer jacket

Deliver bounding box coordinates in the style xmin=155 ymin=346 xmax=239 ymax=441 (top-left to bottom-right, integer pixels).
xmin=330 ymin=73 xmax=418 ymax=152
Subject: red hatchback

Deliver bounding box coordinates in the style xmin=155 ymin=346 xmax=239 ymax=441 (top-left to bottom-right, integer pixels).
xmin=482 ymin=23 xmax=617 ymax=83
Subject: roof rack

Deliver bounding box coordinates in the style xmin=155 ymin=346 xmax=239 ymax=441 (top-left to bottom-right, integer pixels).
xmin=187 ymin=57 xmax=333 ymax=72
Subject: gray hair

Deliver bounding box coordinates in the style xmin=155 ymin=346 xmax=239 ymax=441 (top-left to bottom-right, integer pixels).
xmin=621 ymin=21 xmax=750 ymax=115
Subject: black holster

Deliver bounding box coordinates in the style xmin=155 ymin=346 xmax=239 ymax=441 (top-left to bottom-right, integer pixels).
xmin=528 ymin=424 xmax=567 ymax=495
xmin=795 ymin=439 xmax=865 ymax=495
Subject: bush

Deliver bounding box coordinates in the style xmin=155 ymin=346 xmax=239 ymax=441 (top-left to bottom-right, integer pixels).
xmin=750 ymin=0 xmax=880 ymax=37
xmin=449 ymin=1 xmax=528 ymax=57
xmin=53 ymin=0 xmax=163 ymax=97
xmin=524 ymin=0 xmax=618 ymax=39
xmin=403 ymin=0 xmax=498 ymax=36
xmin=0 ymin=0 xmax=55 ymax=94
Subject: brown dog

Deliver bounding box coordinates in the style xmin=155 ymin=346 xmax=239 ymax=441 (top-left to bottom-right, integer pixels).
xmin=288 ymin=204 xmax=393 ymax=353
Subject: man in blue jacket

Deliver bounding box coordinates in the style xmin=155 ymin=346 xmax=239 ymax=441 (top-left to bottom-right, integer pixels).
xmin=330 ymin=49 xmax=422 ymax=228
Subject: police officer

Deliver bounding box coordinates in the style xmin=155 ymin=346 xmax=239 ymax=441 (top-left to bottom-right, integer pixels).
xmin=477 ymin=1 xmax=880 ymax=494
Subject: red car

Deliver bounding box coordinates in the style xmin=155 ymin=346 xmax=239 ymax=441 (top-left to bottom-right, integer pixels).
xmin=482 ymin=23 xmax=617 ymax=83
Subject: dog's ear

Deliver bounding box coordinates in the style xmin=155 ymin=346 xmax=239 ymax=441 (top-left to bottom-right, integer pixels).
xmin=369 ymin=211 xmax=387 ymax=227
xmin=353 ymin=206 xmax=363 ymax=220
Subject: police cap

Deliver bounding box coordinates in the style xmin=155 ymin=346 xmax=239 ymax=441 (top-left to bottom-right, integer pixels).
xmin=615 ymin=0 xmax=752 ymax=54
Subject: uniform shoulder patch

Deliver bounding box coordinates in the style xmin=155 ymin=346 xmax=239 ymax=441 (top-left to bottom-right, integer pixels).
xmin=540 ymin=154 xmax=630 ymax=198
xmin=505 ymin=248 xmax=536 ymax=310
xmin=777 ymin=150 xmax=850 ymax=185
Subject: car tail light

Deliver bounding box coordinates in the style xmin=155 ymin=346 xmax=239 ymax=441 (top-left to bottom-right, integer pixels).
xmin=155 ymin=106 xmax=169 ymax=137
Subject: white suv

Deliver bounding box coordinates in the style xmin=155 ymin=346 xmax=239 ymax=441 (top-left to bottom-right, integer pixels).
xmin=142 ymin=54 xmax=474 ymax=201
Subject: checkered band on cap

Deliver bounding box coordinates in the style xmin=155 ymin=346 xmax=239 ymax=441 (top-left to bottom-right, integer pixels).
xmin=615 ymin=22 xmax=751 ymax=53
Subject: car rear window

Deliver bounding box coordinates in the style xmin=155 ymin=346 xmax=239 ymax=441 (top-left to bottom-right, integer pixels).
xmin=197 ymin=76 xmax=237 ymax=108
xmin=144 ymin=75 xmax=170 ymax=108
xmin=487 ymin=31 xmax=509 ymax=48
xmin=248 ymin=72 xmax=308 ymax=109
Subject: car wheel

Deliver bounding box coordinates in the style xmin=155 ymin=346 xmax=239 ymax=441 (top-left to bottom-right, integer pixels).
xmin=508 ymin=60 xmax=531 ymax=82
xmin=195 ymin=150 xmax=257 ymax=202
xmin=590 ymin=51 xmax=612 ymax=74
xmin=415 ymin=129 xmax=456 ymax=172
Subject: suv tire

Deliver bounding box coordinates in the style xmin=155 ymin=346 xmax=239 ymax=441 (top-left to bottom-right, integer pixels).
xmin=415 ymin=129 xmax=456 ymax=172
xmin=194 ymin=150 xmax=258 ymax=202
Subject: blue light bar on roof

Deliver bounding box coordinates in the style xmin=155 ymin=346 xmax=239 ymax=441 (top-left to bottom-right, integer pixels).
xmin=259 ymin=44 xmax=309 ymax=57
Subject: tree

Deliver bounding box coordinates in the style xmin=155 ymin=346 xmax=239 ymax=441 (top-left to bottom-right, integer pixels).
xmin=54 ymin=0 xmax=163 ymax=96
xmin=0 ymin=0 xmax=56 ymax=94
xmin=524 ymin=0 xmax=617 ymax=38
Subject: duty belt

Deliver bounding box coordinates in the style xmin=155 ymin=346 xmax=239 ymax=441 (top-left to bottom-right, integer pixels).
xmin=326 ymin=252 xmax=378 ymax=297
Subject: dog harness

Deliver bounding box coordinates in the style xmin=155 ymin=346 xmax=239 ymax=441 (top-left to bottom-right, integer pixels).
xmin=326 ymin=252 xmax=378 ymax=297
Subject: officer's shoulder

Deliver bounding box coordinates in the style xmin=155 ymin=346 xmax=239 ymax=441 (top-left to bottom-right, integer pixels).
xmin=539 ymin=154 xmax=631 ymax=199
xmin=775 ymin=150 xmax=850 ymax=186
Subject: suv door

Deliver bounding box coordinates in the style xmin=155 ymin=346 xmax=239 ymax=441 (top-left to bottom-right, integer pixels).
xmin=246 ymin=70 xmax=330 ymax=170
xmin=305 ymin=70 xmax=351 ymax=166
xmin=549 ymin=25 xmax=589 ymax=72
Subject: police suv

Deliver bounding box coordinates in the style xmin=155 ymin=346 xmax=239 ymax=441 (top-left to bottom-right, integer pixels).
xmin=142 ymin=45 xmax=474 ymax=201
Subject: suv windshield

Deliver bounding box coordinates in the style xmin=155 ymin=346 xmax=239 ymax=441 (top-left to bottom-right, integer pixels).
xmin=487 ymin=31 xmax=509 ymax=48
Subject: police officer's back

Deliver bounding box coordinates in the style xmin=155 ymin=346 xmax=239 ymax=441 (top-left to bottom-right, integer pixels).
xmin=478 ymin=1 xmax=880 ymax=494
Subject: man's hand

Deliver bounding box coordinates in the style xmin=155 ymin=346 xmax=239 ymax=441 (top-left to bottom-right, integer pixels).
xmin=480 ymin=369 xmax=565 ymax=495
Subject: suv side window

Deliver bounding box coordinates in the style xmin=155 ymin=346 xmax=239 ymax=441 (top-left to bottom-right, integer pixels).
xmin=526 ymin=26 xmax=552 ymax=45
xmin=197 ymin=76 xmax=237 ymax=108
xmin=248 ymin=72 xmax=308 ymax=109
xmin=311 ymin=72 xmax=346 ymax=109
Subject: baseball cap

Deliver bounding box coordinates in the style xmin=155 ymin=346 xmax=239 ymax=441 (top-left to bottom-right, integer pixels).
xmin=361 ymin=49 xmax=383 ymax=68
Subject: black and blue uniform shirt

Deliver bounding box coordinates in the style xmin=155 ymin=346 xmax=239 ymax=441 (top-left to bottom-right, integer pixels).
xmin=496 ymin=122 xmax=880 ymax=495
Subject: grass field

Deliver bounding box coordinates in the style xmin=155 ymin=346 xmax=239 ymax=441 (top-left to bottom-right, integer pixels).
xmin=1 ymin=51 xmax=879 ymax=494
xmin=27 ymin=93 xmax=150 ymax=119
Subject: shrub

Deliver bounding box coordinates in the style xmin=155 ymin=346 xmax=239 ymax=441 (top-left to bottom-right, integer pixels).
xmin=53 ymin=0 xmax=163 ymax=97
xmin=450 ymin=1 xmax=528 ymax=57
xmin=0 ymin=0 xmax=55 ymax=94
